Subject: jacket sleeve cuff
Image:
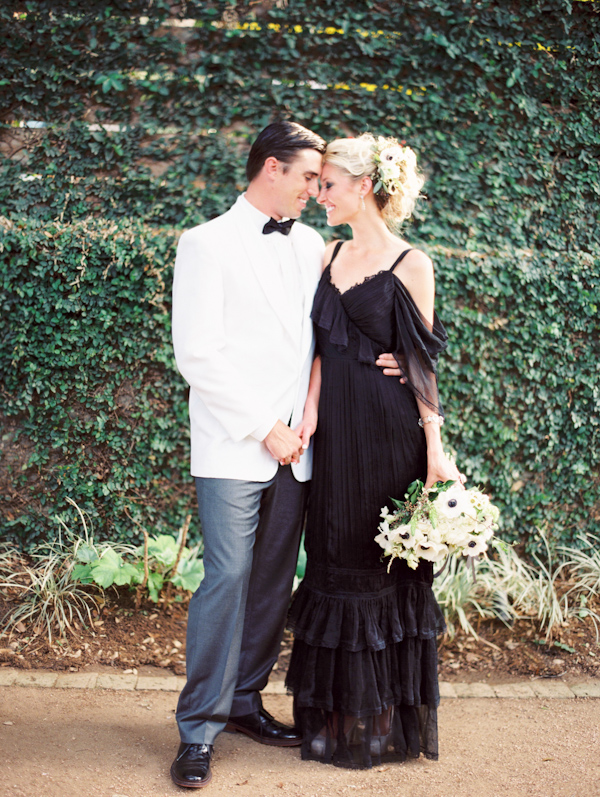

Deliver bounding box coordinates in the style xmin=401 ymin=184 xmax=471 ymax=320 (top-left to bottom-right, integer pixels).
xmin=250 ymin=413 xmax=279 ymax=442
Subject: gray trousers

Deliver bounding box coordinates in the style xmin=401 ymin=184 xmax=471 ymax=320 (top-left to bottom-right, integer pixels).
xmin=176 ymin=465 xmax=308 ymax=745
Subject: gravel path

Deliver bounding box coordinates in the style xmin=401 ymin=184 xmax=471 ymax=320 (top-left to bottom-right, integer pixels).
xmin=1 ymin=677 xmax=600 ymax=797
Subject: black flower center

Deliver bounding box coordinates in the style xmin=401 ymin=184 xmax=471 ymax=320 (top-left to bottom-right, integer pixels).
xmin=468 ymin=541 xmax=477 ymax=548
xmin=401 ymin=532 xmax=410 ymax=540
xmin=448 ymin=499 xmax=458 ymax=508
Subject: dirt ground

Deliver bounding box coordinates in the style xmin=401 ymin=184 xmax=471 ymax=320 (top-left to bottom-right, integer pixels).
xmin=1 ymin=688 xmax=599 ymax=797
xmin=2 ymin=574 xmax=600 ymax=797
xmin=2 ymin=588 xmax=599 ymax=683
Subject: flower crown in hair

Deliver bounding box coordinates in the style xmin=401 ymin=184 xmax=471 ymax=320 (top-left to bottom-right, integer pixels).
xmin=371 ymin=137 xmax=409 ymax=196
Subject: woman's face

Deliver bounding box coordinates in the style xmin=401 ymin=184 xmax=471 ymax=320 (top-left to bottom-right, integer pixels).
xmin=317 ymin=163 xmax=362 ymax=226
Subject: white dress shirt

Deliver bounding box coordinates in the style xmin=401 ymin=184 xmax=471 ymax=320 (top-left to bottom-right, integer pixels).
xmin=239 ymin=195 xmax=304 ymax=357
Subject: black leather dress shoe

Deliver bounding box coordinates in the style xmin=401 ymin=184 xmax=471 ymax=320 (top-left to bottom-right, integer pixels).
xmin=225 ymin=707 xmax=302 ymax=746
xmin=170 ymin=743 xmax=213 ymax=789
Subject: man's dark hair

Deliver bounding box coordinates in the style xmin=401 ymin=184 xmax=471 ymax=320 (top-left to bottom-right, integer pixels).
xmin=246 ymin=121 xmax=326 ymax=182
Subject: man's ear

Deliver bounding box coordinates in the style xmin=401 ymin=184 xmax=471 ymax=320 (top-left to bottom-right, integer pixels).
xmin=263 ymin=156 xmax=280 ymax=180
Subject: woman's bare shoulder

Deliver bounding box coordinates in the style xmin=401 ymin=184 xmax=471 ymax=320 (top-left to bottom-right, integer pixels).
xmin=395 ymin=246 xmax=433 ymax=275
xmin=393 ymin=247 xmax=434 ymax=291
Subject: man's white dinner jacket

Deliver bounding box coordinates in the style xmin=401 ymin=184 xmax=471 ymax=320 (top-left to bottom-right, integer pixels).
xmin=172 ymin=195 xmax=325 ymax=483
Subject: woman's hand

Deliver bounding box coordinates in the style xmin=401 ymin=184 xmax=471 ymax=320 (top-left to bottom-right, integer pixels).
xmin=424 ymin=450 xmax=466 ymax=491
xmin=294 ymin=404 xmax=318 ymax=452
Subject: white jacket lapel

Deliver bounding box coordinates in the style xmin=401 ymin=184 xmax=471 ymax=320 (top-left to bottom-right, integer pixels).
xmin=291 ymin=226 xmax=320 ymax=364
xmin=232 ymin=204 xmax=297 ymax=340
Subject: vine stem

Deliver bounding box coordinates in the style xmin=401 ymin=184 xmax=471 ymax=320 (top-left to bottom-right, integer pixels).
xmin=165 ymin=514 xmax=191 ymax=603
xmin=124 ymin=508 xmax=149 ymax=612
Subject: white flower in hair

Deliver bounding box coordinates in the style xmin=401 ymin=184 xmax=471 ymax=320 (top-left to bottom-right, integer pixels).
xmin=379 ymin=145 xmax=404 ymax=163
xmin=372 ymin=139 xmax=409 ymax=196
xmin=378 ymin=160 xmax=401 ymax=182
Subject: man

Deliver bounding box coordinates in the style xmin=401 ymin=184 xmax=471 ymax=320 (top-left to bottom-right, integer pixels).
xmin=170 ymin=121 xmax=326 ymax=788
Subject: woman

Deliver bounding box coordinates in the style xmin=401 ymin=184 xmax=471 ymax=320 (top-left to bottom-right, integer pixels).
xmin=286 ymin=133 xmax=463 ymax=769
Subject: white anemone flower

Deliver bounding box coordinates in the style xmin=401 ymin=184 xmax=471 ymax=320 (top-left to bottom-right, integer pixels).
xmin=379 ymin=145 xmax=404 ymax=162
xmin=461 ymin=534 xmax=489 ymax=557
xmin=392 ymin=523 xmax=420 ymax=550
xmin=379 ymin=161 xmax=401 ymax=181
xmin=433 ymin=486 xmax=474 ymax=520
xmin=439 ymin=522 xmax=472 ymax=548
xmin=374 ymin=529 xmax=394 ymax=555
xmin=414 ymin=539 xmax=449 ymax=563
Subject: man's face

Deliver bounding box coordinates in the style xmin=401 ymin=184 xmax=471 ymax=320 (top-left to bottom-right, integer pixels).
xmin=272 ymin=149 xmax=322 ymax=219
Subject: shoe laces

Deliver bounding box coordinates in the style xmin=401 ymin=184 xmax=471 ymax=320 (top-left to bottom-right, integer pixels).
xmin=180 ymin=744 xmax=212 ymax=761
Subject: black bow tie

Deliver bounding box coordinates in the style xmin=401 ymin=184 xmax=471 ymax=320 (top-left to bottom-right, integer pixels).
xmin=262 ymin=217 xmax=295 ymax=236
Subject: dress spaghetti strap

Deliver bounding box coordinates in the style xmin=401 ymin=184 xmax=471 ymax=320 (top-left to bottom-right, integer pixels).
xmin=388 ymin=248 xmax=413 ymax=270
xmin=327 ymin=240 xmax=344 ymax=267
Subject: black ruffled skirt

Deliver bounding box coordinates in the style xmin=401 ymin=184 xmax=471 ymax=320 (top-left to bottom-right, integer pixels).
xmin=286 ymin=562 xmax=445 ymax=769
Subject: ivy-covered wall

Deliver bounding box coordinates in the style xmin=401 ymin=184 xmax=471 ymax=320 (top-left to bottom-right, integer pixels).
xmin=1 ymin=0 xmax=599 ymax=549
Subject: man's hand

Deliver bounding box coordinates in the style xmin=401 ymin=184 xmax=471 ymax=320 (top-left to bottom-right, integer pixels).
xmin=376 ymin=353 xmax=407 ymax=383
xmin=264 ymin=420 xmax=304 ymax=466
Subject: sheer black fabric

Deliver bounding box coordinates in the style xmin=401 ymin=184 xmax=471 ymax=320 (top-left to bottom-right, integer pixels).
xmin=285 ymin=243 xmax=447 ymax=769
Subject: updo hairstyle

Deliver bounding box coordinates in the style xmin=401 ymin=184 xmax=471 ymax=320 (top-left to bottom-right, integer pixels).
xmin=324 ymin=132 xmax=424 ymax=226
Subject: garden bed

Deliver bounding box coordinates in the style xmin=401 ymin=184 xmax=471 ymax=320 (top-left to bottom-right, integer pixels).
xmin=1 ymin=589 xmax=599 ymax=683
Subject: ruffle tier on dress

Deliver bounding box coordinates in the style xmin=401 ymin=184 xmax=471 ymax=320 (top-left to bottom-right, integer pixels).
xmin=286 ymin=561 xmax=445 ymax=767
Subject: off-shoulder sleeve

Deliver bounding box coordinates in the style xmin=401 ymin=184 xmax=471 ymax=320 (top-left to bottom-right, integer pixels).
xmin=392 ymin=277 xmax=448 ymax=415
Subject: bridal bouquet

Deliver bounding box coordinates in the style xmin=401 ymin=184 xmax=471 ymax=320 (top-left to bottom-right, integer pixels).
xmin=375 ymin=480 xmax=500 ymax=571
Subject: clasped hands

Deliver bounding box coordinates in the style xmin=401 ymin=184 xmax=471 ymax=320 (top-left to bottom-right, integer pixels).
xmin=265 ymin=353 xmax=406 ymax=466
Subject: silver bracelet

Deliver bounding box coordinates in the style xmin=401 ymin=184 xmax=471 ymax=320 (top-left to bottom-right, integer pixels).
xmin=418 ymin=414 xmax=445 ymax=428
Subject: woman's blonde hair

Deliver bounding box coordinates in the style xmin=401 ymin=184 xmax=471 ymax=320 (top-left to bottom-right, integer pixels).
xmin=324 ymin=132 xmax=424 ymax=225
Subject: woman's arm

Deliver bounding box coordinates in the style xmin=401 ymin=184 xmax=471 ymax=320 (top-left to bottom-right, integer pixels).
xmin=395 ymin=250 xmax=464 ymax=489
xmin=295 ymin=355 xmax=321 ymax=451
xmin=289 ymin=243 xmax=335 ymax=457
xmin=415 ymin=403 xmax=463 ymax=489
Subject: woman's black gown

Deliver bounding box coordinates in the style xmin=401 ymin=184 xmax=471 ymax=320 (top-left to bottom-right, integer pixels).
xmin=285 ymin=242 xmax=448 ymax=769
